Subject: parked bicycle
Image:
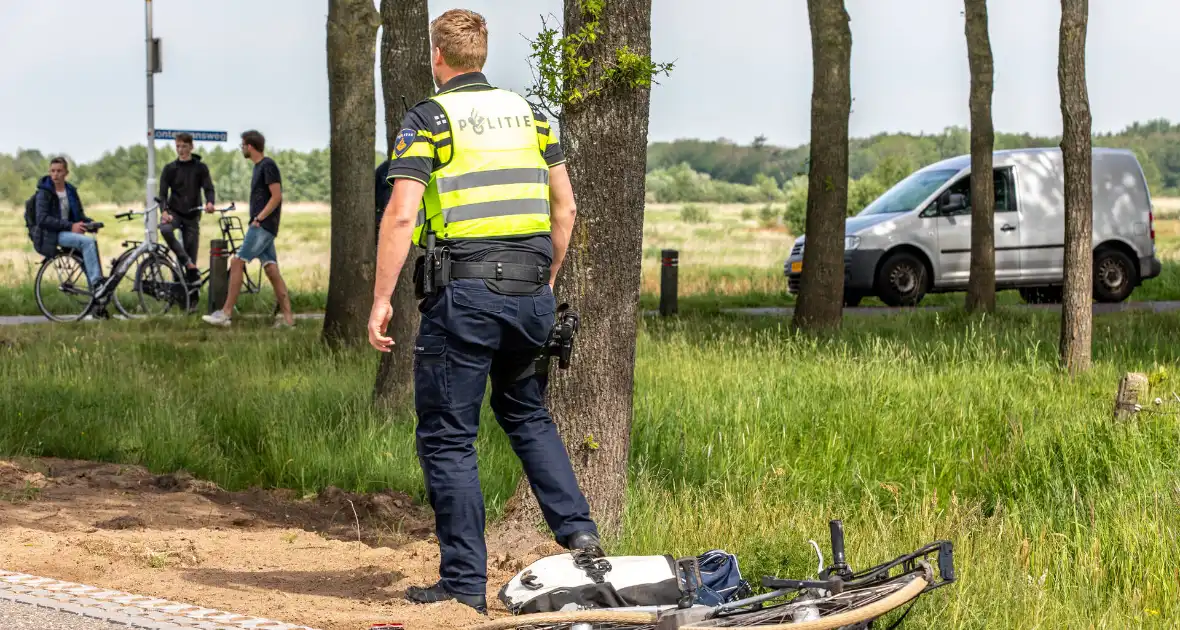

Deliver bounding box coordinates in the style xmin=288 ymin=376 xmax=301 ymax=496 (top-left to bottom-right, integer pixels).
xmin=33 ymin=220 xmax=107 ymax=322
xmin=159 ymin=202 xmax=276 ymax=316
xmin=466 ymin=520 xmax=956 ymax=630
xmin=108 ymin=201 xmax=194 ymax=318
xmin=35 ymin=198 xmax=190 ymax=321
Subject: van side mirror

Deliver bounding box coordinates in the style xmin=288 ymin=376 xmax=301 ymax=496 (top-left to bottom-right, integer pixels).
xmin=938 ymin=192 xmax=968 ymax=215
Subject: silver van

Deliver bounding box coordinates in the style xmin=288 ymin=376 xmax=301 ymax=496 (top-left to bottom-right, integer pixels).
xmin=784 ymin=147 xmax=1162 ymax=306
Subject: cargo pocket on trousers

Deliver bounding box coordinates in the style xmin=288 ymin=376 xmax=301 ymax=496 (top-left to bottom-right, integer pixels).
xmin=413 ymin=334 xmax=449 ymax=409
xmin=534 ymin=286 xmax=556 ymax=317
xmin=453 ymin=281 xmax=505 ymax=313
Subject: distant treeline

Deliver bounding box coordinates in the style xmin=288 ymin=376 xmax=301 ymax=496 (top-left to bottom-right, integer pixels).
xmin=0 ymin=145 xmax=344 ymax=208
xmin=4 ymin=119 xmax=1180 ymax=207
xmin=645 ymin=119 xmax=1179 ymax=204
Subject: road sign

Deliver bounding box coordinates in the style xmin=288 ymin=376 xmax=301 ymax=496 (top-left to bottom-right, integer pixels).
xmin=154 ymin=129 xmax=228 ymax=142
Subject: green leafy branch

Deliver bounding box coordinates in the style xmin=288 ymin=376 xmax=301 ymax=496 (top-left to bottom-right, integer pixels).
xmin=523 ymin=0 xmax=674 ymax=122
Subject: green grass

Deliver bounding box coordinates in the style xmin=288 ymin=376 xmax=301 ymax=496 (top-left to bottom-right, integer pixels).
xmin=2 ymin=309 xmax=1178 ymax=627
xmin=7 ymin=204 xmax=1180 ymax=318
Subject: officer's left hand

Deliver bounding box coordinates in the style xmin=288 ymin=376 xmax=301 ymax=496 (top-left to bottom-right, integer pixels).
xmin=368 ymin=300 xmax=394 ymax=351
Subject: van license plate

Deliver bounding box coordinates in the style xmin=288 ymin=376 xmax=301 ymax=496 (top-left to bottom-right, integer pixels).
xmin=790 ymin=261 xmax=802 ymax=273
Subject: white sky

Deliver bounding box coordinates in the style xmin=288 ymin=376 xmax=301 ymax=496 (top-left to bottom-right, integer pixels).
xmin=2 ymin=0 xmax=1178 ymax=162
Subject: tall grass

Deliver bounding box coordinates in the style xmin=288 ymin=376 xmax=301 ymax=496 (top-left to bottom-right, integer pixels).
xmin=621 ymin=311 xmax=1180 ymax=627
xmin=2 ymin=309 xmax=1179 ymax=626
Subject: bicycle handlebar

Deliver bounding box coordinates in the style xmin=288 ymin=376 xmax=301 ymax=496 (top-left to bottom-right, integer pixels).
xmin=162 ymin=201 xmax=233 ymax=214
xmin=829 ymin=520 xmax=848 ymax=572
xmin=115 ymin=203 xmax=161 ymax=221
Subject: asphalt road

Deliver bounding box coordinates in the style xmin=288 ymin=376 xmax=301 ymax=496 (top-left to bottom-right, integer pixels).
xmin=0 ymin=313 xmax=324 ymax=327
xmin=0 ymin=599 xmax=134 ymax=630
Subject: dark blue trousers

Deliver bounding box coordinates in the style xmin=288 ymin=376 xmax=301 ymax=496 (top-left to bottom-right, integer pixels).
xmin=413 ymin=279 xmax=598 ymax=597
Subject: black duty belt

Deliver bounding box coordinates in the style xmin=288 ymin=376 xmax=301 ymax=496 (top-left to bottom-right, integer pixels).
xmin=448 ymin=261 xmax=550 ymax=284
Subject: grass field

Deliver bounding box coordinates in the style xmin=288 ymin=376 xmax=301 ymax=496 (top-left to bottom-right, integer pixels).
xmin=5 ymin=200 xmax=1180 ymax=317
xmin=2 ymin=308 xmax=1178 ymax=627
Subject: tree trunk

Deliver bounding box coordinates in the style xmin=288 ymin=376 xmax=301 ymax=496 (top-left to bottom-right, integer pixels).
xmin=1058 ymin=0 xmax=1093 ymax=374
xmin=503 ymin=0 xmax=654 ymax=537
xmin=964 ymin=0 xmax=996 ymax=313
xmin=373 ymin=0 xmax=433 ymax=408
xmin=323 ymin=0 xmax=380 ymax=347
xmin=793 ymin=0 xmax=852 ymax=333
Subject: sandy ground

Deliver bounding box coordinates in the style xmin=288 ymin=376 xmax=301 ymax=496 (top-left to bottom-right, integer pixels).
xmin=0 ymin=458 xmax=563 ymax=630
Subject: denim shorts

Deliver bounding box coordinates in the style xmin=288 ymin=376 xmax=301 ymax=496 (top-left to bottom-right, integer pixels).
xmin=235 ymin=225 xmax=277 ymax=266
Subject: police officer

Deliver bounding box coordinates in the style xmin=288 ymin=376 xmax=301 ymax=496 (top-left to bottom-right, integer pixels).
xmin=366 ymin=8 xmax=600 ymax=614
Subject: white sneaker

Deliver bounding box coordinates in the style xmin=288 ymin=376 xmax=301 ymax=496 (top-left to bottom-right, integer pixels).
xmin=202 ymin=311 xmax=232 ymax=327
xmin=273 ymin=318 xmax=294 ymax=329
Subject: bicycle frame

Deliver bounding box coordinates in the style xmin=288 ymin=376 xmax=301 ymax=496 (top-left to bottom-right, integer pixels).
xmin=111 ymin=203 xmax=165 ymax=282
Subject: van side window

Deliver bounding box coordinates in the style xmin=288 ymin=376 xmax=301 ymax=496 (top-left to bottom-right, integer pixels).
xmin=933 ymin=167 xmax=1017 ymax=216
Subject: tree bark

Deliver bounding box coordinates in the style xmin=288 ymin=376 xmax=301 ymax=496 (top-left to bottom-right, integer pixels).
xmin=793 ymin=0 xmax=852 ymax=332
xmin=1058 ymin=0 xmax=1093 ymax=374
xmin=964 ymin=0 xmax=996 ymax=313
xmin=373 ymin=0 xmax=433 ymax=408
xmin=323 ymin=0 xmax=381 ymax=347
xmin=503 ymin=0 xmax=654 ymax=537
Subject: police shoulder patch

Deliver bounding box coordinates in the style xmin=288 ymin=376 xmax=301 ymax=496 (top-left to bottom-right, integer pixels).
xmin=393 ymin=128 xmax=417 ymax=158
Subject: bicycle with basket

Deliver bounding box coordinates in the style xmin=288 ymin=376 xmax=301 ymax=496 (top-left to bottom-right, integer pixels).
xmin=170 ymin=202 xmax=276 ymax=316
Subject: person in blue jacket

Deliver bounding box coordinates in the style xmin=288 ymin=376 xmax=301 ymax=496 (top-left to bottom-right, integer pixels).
xmin=31 ymin=157 xmax=105 ymax=293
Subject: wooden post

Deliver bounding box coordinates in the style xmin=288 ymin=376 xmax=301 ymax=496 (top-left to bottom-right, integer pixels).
xmin=660 ymin=249 xmax=678 ymax=317
xmin=1113 ymin=372 xmax=1148 ymax=421
xmin=207 ymin=239 xmax=228 ymax=315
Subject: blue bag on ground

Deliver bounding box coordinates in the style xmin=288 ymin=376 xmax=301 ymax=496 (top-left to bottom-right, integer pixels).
xmin=693 ymin=549 xmax=752 ymax=606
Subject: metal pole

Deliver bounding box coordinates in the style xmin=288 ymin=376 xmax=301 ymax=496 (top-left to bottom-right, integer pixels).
xmin=144 ymin=0 xmax=157 ymax=243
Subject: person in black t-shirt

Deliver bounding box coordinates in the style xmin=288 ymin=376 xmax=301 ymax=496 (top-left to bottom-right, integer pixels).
xmin=201 ymin=130 xmax=294 ymax=328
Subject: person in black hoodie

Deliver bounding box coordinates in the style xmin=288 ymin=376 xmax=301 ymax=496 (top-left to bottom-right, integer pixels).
xmin=158 ymin=132 xmax=216 ymax=279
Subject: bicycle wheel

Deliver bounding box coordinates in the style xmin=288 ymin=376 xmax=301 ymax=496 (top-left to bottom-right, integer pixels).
xmin=465 ymin=610 xmax=658 ymax=630
xmin=111 ymin=250 xmax=146 ymax=319
xmin=35 ymin=251 xmax=95 ymax=322
xmin=135 ymin=252 xmax=190 ymax=316
xmin=686 ymin=571 xmax=928 ymax=629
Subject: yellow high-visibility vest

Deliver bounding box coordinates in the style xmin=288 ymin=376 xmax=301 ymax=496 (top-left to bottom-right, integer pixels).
xmin=413 ymin=88 xmax=552 ymax=245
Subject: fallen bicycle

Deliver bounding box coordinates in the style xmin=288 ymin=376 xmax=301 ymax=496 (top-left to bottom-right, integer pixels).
xmin=466 ymin=519 xmax=956 ymax=630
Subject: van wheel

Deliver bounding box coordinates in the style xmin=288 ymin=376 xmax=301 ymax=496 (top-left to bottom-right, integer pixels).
xmin=875 ymin=252 xmax=929 ymax=307
xmin=1019 ymin=287 xmax=1063 ymax=304
xmin=1093 ymin=248 xmax=1137 ymax=303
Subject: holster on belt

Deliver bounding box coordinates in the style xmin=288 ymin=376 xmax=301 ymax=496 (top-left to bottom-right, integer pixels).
xmin=413 ymin=246 xmax=452 ymax=299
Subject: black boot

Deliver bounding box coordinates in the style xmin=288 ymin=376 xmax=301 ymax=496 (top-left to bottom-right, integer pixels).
xmin=565 ymin=531 xmax=604 ymax=557
xmin=404 ymin=581 xmax=487 ymax=614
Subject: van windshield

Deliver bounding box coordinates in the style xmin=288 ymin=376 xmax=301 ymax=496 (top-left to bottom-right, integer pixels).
xmin=857 ymin=168 xmax=960 ymax=216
